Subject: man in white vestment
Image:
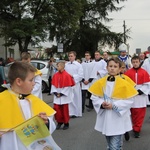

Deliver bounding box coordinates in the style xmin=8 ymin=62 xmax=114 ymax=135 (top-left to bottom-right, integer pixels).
xmin=65 ymin=51 xmax=83 ymax=117
xmin=81 ymin=51 xmax=94 ymax=112
xmin=118 ymin=43 xmax=132 ymax=70
xmin=141 ymin=50 xmax=150 ymax=105
xmin=90 ymin=50 xmax=108 ymax=83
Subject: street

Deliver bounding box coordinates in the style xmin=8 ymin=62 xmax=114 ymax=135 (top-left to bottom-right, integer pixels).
xmin=43 ymin=93 xmax=150 ymax=150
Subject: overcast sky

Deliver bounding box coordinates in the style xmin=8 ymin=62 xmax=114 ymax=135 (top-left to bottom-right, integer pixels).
xmin=106 ymin=0 xmax=150 ymax=55
xmin=41 ymin=0 xmax=150 ymax=55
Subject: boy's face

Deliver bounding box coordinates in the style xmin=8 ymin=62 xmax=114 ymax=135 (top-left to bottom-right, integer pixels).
xmin=85 ymin=53 xmax=91 ymax=61
xmin=17 ymin=72 xmax=35 ymax=94
xmin=132 ymin=59 xmax=140 ymax=68
xmin=120 ymin=65 xmax=126 ymax=74
xmin=107 ymin=60 xmax=121 ymax=76
xmin=22 ymin=58 xmax=31 ymax=63
xmin=57 ymin=63 xmax=64 ymax=71
xmin=103 ymin=53 xmax=108 ymax=59
xmin=94 ymin=52 xmax=101 ymax=60
xmin=68 ymin=53 xmax=76 ymax=62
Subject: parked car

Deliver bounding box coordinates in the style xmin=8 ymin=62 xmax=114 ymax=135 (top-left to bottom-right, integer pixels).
xmin=30 ymin=60 xmax=49 ymax=92
xmin=5 ymin=60 xmax=49 ymax=92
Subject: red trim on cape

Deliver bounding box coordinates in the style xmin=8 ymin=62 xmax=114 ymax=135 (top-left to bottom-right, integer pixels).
xmin=51 ymin=70 xmax=75 ymax=88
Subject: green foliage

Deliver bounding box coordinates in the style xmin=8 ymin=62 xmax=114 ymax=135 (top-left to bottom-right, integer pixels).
xmin=0 ymin=0 xmax=129 ymax=56
xmin=62 ymin=0 xmax=129 ymax=56
xmin=0 ymin=0 xmax=82 ymax=52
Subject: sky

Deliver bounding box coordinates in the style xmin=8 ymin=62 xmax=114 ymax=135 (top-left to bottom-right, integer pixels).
xmin=41 ymin=0 xmax=150 ymax=55
xmin=106 ymin=0 xmax=150 ymax=55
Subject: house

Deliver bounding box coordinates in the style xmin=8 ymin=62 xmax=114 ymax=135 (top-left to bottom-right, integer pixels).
xmin=0 ymin=37 xmax=20 ymax=62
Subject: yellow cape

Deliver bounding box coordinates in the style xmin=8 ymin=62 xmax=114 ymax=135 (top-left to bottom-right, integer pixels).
xmin=0 ymin=90 xmax=55 ymax=131
xmin=88 ymin=75 xmax=138 ymax=99
xmin=35 ymin=69 xmax=42 ymax=76
xmin=120 ymin=74 xmax=136 ymax=87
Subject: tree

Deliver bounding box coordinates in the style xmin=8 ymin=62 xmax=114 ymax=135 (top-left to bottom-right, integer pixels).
xmin=49 ymin=0 xmax=130 ymax=57
xmin=0 ymin=0 xmax=82 ymax=53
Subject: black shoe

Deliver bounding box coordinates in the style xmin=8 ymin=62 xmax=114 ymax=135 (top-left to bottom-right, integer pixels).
xmin=56 ymin=123 xmax=63 ymax=130
xmin=85 ymin=105 xmax=93 ymax=109
xmin=134 ymin=131 xmax=140 ymax=138
xmin=63 ymin=123 xmax=69 ymax=130
xmin=47 ymin=93 xmax=51 ymax=95
xmin=124 ymin=132 xmax=130 ymax=141
xmin=70 ymin=115 xmax=77 ymax=118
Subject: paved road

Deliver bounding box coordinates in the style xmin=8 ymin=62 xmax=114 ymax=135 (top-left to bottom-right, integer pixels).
xmin=43 ymin=93 xmax=150 ymax=150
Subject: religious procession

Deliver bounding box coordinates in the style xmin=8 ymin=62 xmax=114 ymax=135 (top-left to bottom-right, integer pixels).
xmin=1 ymin=0 xmax=150 ymax=149
xmin=1 ymin=42 xmax=150 ymax=150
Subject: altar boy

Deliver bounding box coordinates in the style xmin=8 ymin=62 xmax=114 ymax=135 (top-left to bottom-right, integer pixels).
xmin=125 ymin=56 xmax=150 ymax=138
xmin=51 ymin=62 xmax=75 ymax=130
xmin=89 ymin=57 xmax=138 ymax=150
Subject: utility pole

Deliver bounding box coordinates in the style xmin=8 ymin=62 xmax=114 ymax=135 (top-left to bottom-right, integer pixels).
xmin=123 ymin=20 xmax=130 ymax=55
xmin=123 ymin=20 xmax=126 ymax=44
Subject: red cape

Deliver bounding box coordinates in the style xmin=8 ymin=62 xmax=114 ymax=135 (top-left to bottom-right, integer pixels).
xmin=125 ymin=68 xmax=150 ymax=84
xmin=51 ymin=70 xmax=75 ymax=88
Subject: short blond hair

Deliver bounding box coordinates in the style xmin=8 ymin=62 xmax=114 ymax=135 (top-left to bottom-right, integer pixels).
xmin=57 ymin=62 xmax=65 ymax=68
xmin=8 ymin=61 xmax=36 ymax=85
xmin=21 ymin=52 xmax=31 ymax=60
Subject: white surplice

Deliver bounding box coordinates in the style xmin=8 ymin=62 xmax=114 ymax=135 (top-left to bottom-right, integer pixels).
xmin=141 ymin=57 xmax=150 ymax=75
xmin=65 ymin=61 xmax=83 ymax=117
xmin=32 ymin=75 xmax=43 ymax=99
xmin=91 ymin=81 xmax=135 ymax=136
xmin=81 ymin=61 xmax=94 ymax=90
xmin=0 ymin=100 xmax=57 ymax=150
xmin=90 ymin=59 xmax=108 ymax=83
xmin=51 ymin=85 xmax=74 ymax=105
xmin=132 ymin=76 xmax=150 ymax=108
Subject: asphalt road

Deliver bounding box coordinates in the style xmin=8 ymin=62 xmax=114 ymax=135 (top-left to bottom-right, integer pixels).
xmin=43 ymin=93 xmax=150 ymax=150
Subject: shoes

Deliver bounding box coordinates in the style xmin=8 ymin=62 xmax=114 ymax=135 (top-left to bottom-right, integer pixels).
xmin=63 ymin=123 xmax=69 ymax=130
xmin=47 ymin=93 xmax=51 ymax=95
xmin=134 ymin=131 xmax=140 ymax=138
xmin=70 ymin=115 xmax=77 ymax=118
xmin=56 ymin=123 xmax=63 ymax=130
xmin=124 ymin=132 xmax=130 ymax=141
xmin=85 ymin=105 xmax=93 ymax=109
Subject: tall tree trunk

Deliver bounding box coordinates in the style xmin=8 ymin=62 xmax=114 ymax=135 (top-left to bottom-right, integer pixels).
xmin=18 ymin=39 xmax=23 ymax=54
xmin=23 ymin=36 xmax=31 ymax=52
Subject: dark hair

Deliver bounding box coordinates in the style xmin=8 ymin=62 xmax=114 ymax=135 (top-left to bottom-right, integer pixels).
xmin=94 ymin=51 xmax=101 ymax=54
xmin=8 ymin=61 xmax=36 ymax=85
xmin=85 ymin=51 xmax=91 ymax=56
xmin=68 ymin=51 xmax=77 ymax=56
xmin=107 ymin=57 xmax=122 ymax=67
xmin=131 ymin=56 xmax=140 ymax=62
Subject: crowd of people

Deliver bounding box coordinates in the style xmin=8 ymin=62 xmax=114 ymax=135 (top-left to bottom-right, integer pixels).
xmin=48 ymin=44 xmax=150 ymax=150
xmin=0 ymin=44 xmax=150 ymax=150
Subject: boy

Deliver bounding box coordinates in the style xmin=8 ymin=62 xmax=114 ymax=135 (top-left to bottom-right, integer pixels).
xmin=65 ymin=51 xmax=83 ymax=118
xmin=0 ymin=61 xmax=57 ymax=150
xmin=81 ymin=51 xmax=94 ymax=113
xmin=125 ymin=56 xmax=150 ymax=138
xmin=21 ymin=52 xmax=43 ymax=99
xmin=88 ymin=57 xmax=138 ymax=149
xmin=51 ymin=62 xmax=75 ymax=130
xmin=120 ymin=61 xmax=135 ymax=87
xmin=119 ymin=61 xmax=136 ymax=141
